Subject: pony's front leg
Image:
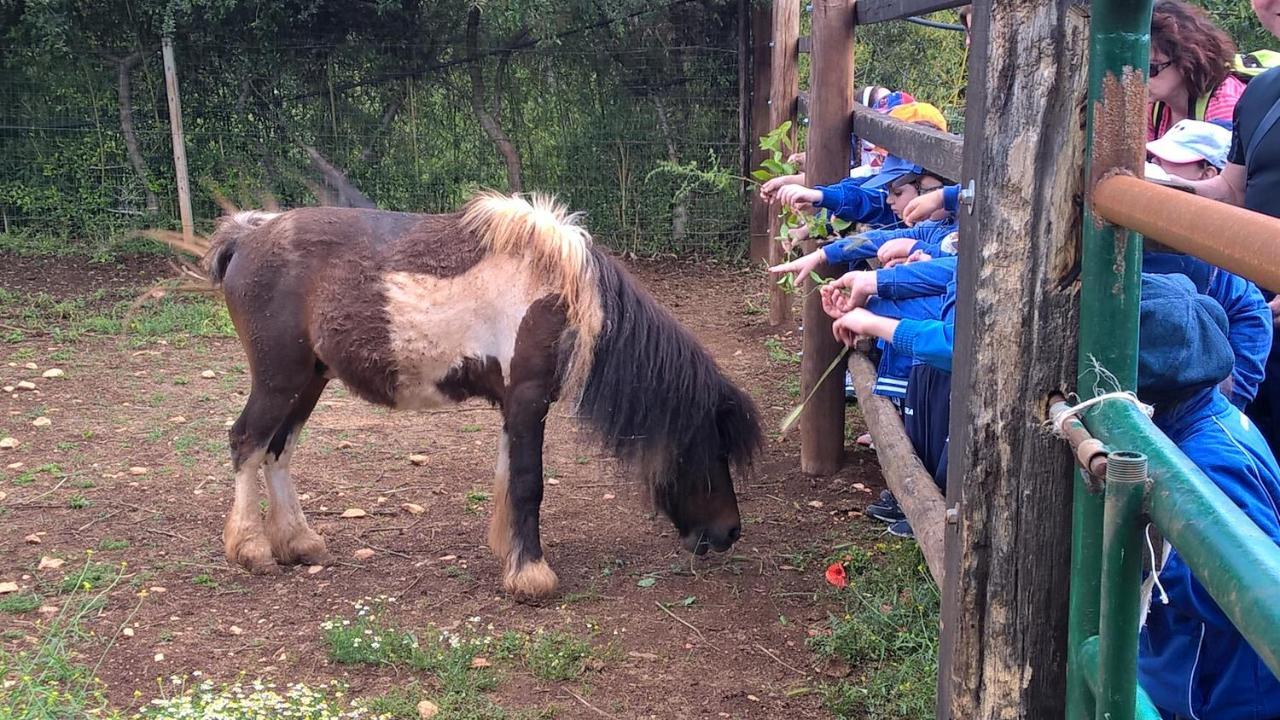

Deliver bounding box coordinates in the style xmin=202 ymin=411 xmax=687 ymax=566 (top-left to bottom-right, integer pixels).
xmin=489 ymin=386 xmax=558 ymax=600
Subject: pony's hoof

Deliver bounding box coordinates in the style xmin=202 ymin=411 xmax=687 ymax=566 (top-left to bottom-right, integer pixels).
xmin=270 ymin=526 xmax=330 ymax=566
xmin=504 ymin=558 xmax=559 ymax=601
xmin=226 ymin=535 xmax=280 ymax=575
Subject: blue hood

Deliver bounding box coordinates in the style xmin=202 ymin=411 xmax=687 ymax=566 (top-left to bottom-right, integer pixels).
xmin=1138 ymin=273 xmax=1233 ymax=402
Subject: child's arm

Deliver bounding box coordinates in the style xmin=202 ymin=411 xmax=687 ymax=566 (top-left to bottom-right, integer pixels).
xmin=1208 ymin=271 xmax=1272 ymax=409
xmin=875 ymin=256 xmax=958 ymax=299
xmin=814 ymin=177 xmax=897 ymax=227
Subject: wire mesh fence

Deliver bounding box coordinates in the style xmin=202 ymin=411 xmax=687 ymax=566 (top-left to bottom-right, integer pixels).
xmin=1 ymin=31 xmax=749 ymax=257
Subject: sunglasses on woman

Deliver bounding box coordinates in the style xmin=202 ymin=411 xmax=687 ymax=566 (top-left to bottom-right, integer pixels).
xmin=1150 ymin=60 xmax=1173 ymax=77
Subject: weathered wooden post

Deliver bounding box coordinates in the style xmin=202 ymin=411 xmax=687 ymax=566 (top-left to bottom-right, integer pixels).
xmin=748 ymin=3 xmax=775 ymax=262
xmin=798 ymin=0 xmax=853 ymax=476
xmin=766 ymin=0 xmax=799 ymax=326
xmin=938 ymin=0 xmax=1089 ymax=716
xmin=161 ymin=37 xmax=195 ymax=246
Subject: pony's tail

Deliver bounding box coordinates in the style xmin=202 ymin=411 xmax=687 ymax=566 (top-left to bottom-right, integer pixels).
xmin=203 ymin=211 xmax=281 ymax=286
xmin=459 ymin=192 xmax=603 ymax=396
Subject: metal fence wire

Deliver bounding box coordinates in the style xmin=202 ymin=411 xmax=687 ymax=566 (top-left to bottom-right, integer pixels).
xmin=1 ymin=34 xmax=748 ymax=256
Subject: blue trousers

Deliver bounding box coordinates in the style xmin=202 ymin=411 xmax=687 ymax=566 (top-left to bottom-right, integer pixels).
xmin=903 ymin=363 xmax=951 ymax=493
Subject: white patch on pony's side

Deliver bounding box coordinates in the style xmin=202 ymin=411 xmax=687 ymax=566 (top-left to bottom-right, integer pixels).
xmin=230 ymin=210 xmax=281 ymax=229
xmin=383 ymin=254 xmax=547 ymax=410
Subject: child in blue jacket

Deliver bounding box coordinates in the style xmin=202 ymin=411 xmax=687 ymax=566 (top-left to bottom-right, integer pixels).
xmin=1134 ymin=273 xmax=1280 ymax=720
xmin=821 ymin=256 xmax=958 ymax=536
xmin=770 ymin=157 xmax=953 ymax=406
xmin=1142 ymin=251 xmax=1272 ymax=410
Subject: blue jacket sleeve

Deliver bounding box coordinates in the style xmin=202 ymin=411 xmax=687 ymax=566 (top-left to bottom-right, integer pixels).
xmin=815 ymin=178 xmax=898 ymax=227
xmin=1207 ymin=272 xmax=1272 ymax=409
xmin=942 ymin=184 xmax=960 ymax=214
xmin=890 ymin=276 xmax=957 ymax=371
xmin=875 ymin=256 xmax=957 ymax=300
xmin=823 ymin=223 xmax=955 ymax=264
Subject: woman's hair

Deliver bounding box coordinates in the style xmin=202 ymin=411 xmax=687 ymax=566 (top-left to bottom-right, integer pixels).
xmin=1151 ymin=0 xmax=1236 ymax=100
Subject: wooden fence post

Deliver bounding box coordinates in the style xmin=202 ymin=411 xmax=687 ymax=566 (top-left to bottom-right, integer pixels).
xmin=766 ymin=0 xmax=799 ymax=327
xmin=747 ymin=3 xmax=775 ymax=262
xmin=798 ymin=0 xmax=853 ymax=476
xmin=162 ymin=37 xmax=195 ymax=246
xmin=938 ymin=0 xmax=1089 ymax=717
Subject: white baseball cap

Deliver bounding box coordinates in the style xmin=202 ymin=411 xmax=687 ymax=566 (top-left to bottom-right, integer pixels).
xmin=1146 ymin=120 xmax=1232 ymax=169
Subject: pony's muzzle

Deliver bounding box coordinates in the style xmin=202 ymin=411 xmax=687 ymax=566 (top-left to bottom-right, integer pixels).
xmin=681 ymin=523 xmax=741 ymax=555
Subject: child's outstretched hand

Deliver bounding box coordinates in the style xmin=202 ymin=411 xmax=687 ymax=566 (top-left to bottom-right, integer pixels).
xmin=775 ymin=185 xmax=822 ymax=215
xmin=902 ymin=188 xmax=946 ymax=226
xmin=820 ymin=271 xmax=876 ymax=318
xmin=876 ymin=237 xmax=918 ymax=266
xmin=769 ymin=249 xmax=822 ymax=278
xmin=759 ymin=173 xmax=806 ymax=203
xmin=832 ymin=308 xmax=875 ymax=345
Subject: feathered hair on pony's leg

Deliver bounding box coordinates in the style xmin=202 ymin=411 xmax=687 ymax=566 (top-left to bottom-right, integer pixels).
xmin=459 ymin=191 xmax=604 ymax=397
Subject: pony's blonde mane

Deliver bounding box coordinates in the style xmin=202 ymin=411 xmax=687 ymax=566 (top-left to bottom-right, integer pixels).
xmin=459 ymin=191 xmax=603 ymax=397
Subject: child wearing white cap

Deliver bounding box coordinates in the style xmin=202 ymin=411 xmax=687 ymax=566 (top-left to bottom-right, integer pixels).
xmin=1145 ymin=118 xmax=1232 ymax=181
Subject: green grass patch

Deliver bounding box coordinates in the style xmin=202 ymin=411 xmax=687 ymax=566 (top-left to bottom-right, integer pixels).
xmin=96 ymin=538 xmax=129 ymax=551
xmin=321 ymin=597 xmax=512 ymax=719
xmin=523 ymin=630 xmax=593 ymax=681
xmin=811 ymin=540 xmax=939 ymax=720
xmin=0 ymin=557 xmax=133 ymax=719
xmin=464 ymin=490 xmax=490 ymax=514
xmin=56 ymin=560 xmax=121 ymax=595
xmin=0 ymin=288 xmax=233 ymax=344
xmin=764 ymin=337 xmax=800 ymax=365
xmin=0 ymin=592 xmax=42 ymax=614
xmin=11 ymin=463 xmax=63 ymax=487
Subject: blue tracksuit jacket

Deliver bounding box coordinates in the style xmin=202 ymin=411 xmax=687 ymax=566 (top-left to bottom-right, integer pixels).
xmin=1143 ymin=251 xmax=1272 ymax=410
xmin=821 ymin=219 xmax=957 ymax=266
xmin=814 ymin=176 xmax=898 ymax=228
xmin=826 ymin=222 xmax=958 ymax=397
xmin=1139 ymin=388 xmax=1280 ymax=720
xmin=875 ymin=256 xmax=958 ymax=372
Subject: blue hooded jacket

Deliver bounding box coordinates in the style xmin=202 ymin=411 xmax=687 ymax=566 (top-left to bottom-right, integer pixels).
xmin=1142 ymin=251 xmax=1272 ymax=410
xmin=1135 ymin=274 xmax=1280 ymax=720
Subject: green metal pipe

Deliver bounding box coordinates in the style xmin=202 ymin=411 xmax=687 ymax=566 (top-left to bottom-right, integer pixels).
xmin=1081 ymin=400 xmax=1280 ymax=679
xmin=1097 ymin=452 xmax=1148 ymax=720
xmin=1070 ymin=0 xmax=1152 ymax=714
xmin=1079 ymin=635 xmax=1165 ymax=720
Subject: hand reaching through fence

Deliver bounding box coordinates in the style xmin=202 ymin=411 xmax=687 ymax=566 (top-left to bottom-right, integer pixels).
xmin=901 ymin=187 xmax=946 ymax=226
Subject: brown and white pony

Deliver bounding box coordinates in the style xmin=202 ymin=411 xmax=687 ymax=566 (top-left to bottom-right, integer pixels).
xmin=204 ymin=192 xmax=761 ymax=599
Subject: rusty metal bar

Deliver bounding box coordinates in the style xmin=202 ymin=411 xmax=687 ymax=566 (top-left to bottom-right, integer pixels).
xmin=1093 ymin=174 xmax=1280 ymax=294
xmin=1049 ymin=394 xmax=1110 ymax=481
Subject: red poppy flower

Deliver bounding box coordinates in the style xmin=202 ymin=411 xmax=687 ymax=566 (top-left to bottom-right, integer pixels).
xmin=825 ymin=562 xmax=848 ymax=589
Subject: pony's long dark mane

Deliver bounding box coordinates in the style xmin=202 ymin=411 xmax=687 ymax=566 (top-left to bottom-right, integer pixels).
xmin=575 ymin=249 xmax=763 ymax=491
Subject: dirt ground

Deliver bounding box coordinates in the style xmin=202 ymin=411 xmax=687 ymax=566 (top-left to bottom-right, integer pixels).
xmin=0 ymin=254 xmax=888 ymax=718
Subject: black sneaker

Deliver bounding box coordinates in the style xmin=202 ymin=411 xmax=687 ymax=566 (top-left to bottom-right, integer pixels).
xmin=887 ymin=520 xmax=915 ymax=538
xmin=865 ymin=494 xmax=906 ymax=524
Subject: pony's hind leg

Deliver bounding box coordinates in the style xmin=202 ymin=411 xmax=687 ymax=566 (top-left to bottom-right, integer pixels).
xmin=263 ymin=374 xmax=330 ymax=566
xmin=225 ymin=444 xmax=274 ymax=574
xmin=225 ymin=356 xmax=326 ymax=574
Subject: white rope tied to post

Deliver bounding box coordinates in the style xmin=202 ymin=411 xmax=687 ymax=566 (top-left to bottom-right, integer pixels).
xmin=1048 ymin=355 xmax=1156 ymax=439
xmin=1049 ymin=390 xmax=1156 ymax=439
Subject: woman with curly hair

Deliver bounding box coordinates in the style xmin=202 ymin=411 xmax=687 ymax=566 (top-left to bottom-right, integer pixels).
xmin=1148 ymin=0 xmax=1245 ymax=140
